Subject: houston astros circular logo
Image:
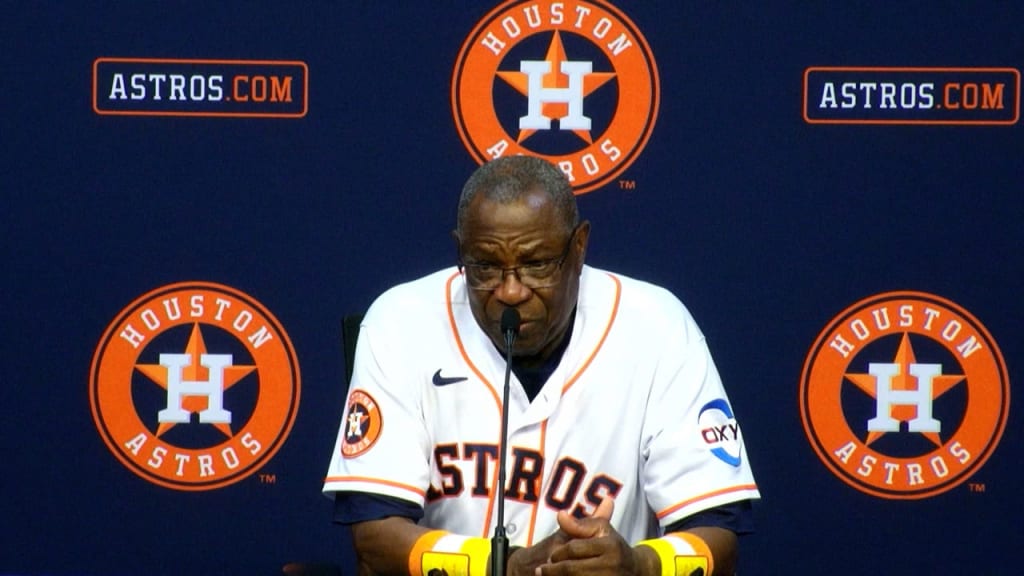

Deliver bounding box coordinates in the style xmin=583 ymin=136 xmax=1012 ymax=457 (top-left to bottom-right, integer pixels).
xmin=90 ymin=282 xmax=300 ymax=491
xmin=800 ymin=291 xmax=1009 ymax=499
xmin=452 ymin=0 xmax=659 ymax=195
xmin=341 ymin=389 xmax=382 ymax=458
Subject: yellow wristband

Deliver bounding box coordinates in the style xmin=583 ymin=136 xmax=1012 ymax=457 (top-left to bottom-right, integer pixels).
xmin=409 ymin=530 xmax=491 ymax=576
xmin=637 ymin=532 xmax=713 ymax=576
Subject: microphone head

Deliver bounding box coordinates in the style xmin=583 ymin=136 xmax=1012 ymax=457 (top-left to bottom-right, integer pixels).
xmin=500 ymin=307 xmax=521 ymax=337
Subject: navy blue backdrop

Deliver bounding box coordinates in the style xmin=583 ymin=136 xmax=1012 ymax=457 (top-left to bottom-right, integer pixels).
xmin=3 ymin=2 xmax=1021 ymax=574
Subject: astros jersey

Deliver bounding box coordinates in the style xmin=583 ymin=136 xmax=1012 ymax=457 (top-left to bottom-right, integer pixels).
xmin=323 ymin=265 xmax=759 ymax=545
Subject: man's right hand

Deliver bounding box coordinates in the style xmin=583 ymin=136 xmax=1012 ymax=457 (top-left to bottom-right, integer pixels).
xmin=505 ymin=528 xmax=570 ymax=576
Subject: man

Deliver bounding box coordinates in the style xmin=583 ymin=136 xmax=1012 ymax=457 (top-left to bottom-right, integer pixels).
xmin=324 ymin=156 xmax=759 ymax=575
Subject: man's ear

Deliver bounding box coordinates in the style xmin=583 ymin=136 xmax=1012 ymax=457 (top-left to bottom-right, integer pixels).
xmin=573 ymin=220 xmax=592 ymax=273
xmin=451 ymin=229 xmax=461 ymax=256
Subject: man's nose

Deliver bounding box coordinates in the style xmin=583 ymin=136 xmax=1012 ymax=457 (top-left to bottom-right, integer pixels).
xmin=493 ymin=270 xmax=532 ymax=305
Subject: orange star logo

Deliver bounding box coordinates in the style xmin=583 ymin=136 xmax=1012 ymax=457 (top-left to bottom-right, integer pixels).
xmin=844 ymin=333 xmax=964 ymax=447
xmin=496 ymin=31 xmax=616 ymax=144
xmin=346 ymin=407 xmax=368 ymax=439
xmin=135 ymin=323 xmax=255 ymax=437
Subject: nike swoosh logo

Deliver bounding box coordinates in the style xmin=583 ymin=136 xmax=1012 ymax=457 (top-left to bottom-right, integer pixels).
xmin=432 ymin=369 xmax=468 ymax=387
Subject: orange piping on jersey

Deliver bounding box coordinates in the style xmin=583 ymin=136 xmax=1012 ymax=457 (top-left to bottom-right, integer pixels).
xmin=520 ymin=272 xmax=614 ymax=541
xmin=323 ymin=475 xmax=427 ymax=498
xmin=445 ymin=271 xmax=504 ymax=537
xmin=655 ymin=484 xmax=759 ymax=520
xmin=525 ymin=420 xmax=547 ymax=545
xmin=560 ymin=272 xmax=622 ymax=396
xmin=445 ymin=271 xmax=501 ymax=408
xmin=520 ymin=274 xmax=620 ymax=544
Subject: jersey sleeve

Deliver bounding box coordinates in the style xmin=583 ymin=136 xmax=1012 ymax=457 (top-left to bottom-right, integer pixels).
xmin=639 ymin=297 xmax=760 ymax=528
xmin=665 ymin=500 xmax=755 ymax=535
xmin=322 ymin=297 xmax=434 ymax=506
xmin=333 ymin=491 xmax=424 ymax=525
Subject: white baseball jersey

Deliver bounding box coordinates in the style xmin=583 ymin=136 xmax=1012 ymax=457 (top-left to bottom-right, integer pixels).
xmin=323 ymin=265 xmax=759 ymax=545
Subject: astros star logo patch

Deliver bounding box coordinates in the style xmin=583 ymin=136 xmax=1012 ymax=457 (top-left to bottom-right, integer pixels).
xmin=341 ymin=389 xmax=382 ymax=458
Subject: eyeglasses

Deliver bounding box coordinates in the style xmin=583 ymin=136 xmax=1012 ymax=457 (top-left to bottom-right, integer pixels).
xmin=459 ymin=226 xmax=579 ymax=291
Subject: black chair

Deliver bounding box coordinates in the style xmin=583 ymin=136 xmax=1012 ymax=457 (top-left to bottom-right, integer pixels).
xmin=341 ymin=313 xmax=364 ymax=386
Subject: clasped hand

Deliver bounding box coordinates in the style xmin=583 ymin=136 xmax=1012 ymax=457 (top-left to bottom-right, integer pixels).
xmin=506 ymin=498 xmax=646 ymax=576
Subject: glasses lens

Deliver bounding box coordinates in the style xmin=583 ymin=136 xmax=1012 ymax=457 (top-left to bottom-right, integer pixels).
xmin=518 ymin=261 xmax=560 ymax=286
xmin=463 ymin=264 xmax=560 ymax=290
xmin=461 ymin=226 xmax=576 ymax=290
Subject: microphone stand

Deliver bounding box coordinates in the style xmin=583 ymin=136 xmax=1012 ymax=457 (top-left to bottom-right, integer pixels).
xmin=491 ymin=309 xmax=518 ymax=576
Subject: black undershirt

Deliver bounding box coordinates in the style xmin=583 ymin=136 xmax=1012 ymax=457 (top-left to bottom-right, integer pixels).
xmin=511 ymin=308 xmax=575 ymax=402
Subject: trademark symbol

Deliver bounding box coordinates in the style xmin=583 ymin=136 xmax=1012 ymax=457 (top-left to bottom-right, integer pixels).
xmin=969 ymin=482 xmax=986 ymax=493
xmin=259 ymin=473 xmax=278 ymax=485
xmin=619 ymin=179 xmax=636 ymax=191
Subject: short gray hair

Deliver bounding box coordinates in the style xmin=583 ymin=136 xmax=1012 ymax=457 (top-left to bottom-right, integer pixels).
xmin=456 ymin=156 xmax=579 ymax=233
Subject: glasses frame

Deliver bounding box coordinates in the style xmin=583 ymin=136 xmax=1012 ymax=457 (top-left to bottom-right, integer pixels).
xmin=458 ymin=225 xmax=580 ymax=291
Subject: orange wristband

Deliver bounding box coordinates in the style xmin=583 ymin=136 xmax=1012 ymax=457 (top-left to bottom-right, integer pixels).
xmin=636 ymin=532 xmax=713 ymax=576
xmin=408 ymin=530 xmax=490 ymax=576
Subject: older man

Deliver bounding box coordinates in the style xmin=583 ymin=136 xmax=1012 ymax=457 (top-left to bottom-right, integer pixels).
xmin=324 ymin=156 xmax=759 ymax=575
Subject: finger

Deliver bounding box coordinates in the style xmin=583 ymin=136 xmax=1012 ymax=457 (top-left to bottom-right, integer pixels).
xmin=547 ymin=540 xmax=622 ymax=568
xmin=548 ymin=538 xmax=595 ymax=563
xmin=555 ymin=512 xmax=604 ymax=539
xmin=593 ymin=496 xmax=614 ymax=520
xmin=510 ymin=531 xmax=570 ymax=575
xmin=555 ymin=497 xmax=615 ymax=539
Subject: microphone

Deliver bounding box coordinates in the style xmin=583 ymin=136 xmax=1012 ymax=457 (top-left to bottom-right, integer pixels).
xmin=491 ymin=307 xmax=519 ymax=576
xmin=500 ymin=307 xmax=521 ymax=344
